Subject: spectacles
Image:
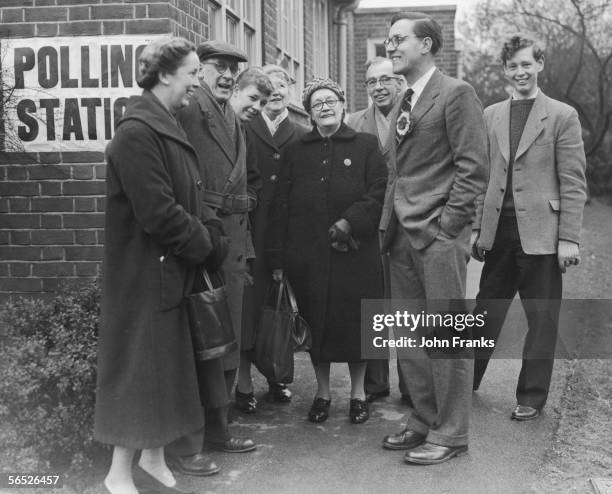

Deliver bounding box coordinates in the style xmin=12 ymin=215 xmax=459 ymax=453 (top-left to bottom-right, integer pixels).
xmin=201 ymin=60 xmax=240 ymax=75
xmin=383 ymin=34 xmax=418 ymax=50
xmin=364 ymin=76 xmax=400 ymax=89
xmin=311 ymin=98 xmax=340 ymax=111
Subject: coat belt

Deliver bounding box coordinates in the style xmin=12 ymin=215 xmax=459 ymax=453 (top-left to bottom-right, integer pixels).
xmin=202 ymin=189 xmax=253 ymax=215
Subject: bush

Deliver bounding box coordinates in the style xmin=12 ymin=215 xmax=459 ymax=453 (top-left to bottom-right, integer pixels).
xmin=0 ymin=281 xmax=102 ymax=473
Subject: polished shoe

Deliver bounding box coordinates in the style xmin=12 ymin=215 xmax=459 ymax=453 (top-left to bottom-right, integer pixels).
xmin=235 ymin=389 xmax=257 ymax=414
xmin=208 ymin=436 xmax=257 ymax=453
xmin=511 ymin=404 xmax=540 ymax=421
xmin=382 ymin=428 xmax=426 ymax=450
xmin=308 ymin=397 xmax=331 ymax=423
xmin=133 ymin=466 xmax=195 ymax=494
xmin=365 ymin=389 xmax=390 ymax=403
xmin=268 ymin=382 xmax=292 ymax=402
xmin=165 ymin=452 xmax=220 ymax=477
xmin=349 ymin=398 xmax=369 ymax=424
xmin=404 ymin=442 xmax=468 ymax=465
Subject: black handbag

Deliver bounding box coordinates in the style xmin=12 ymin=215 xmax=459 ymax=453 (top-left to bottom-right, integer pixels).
xmin=185 ymin=270 xmax=237 ymax=361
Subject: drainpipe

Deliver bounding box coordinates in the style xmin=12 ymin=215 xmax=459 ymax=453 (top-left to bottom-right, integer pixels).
xmin=333 ymin=0 xmax=359 ymax=92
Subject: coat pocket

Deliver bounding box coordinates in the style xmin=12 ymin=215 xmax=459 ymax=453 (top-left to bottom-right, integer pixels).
xmin=160 ymin=253 xmax=186 ymax=311
xmin=548 ymin=199 xmax=560 ymax=212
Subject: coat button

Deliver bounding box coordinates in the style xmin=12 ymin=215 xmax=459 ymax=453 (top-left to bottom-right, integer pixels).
xmin=320 ymin=177 xmax=326 ymax=182
xmin=272 ymin=153 xmax=280 ymax=160
xmin=496 ymin=207 xmax=500 ymax=212
xmin=322 ymin=159 xmax=329 ymax=165
xmin=515 ymin=188 xmax=522 ymax=192
xmin=500 ymin=188 xmax=505 ymax=193
xmin=196 ymin=180 xmax=203 ymax=189
xmin=270 ymin=174 xmax=277 ymax=182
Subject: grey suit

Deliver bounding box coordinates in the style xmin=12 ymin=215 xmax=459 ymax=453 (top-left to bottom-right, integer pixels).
xmin=381 ymin=69 xmax=488 ymax=446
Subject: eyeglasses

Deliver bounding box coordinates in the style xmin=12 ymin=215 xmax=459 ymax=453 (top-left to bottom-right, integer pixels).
xmin=364 ymin=76 xmax=400 ymax=89
xmin=383 ymin=34 xmax=419 ymax=50
xmin=311 ymin=98 xmax=340 ymax=111
xmin=201 ymin=60 xmax=240 ymax=75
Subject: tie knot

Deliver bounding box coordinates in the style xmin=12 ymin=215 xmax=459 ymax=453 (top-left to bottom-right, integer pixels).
xmin=404 ymin=88 xmax=415 ymax=100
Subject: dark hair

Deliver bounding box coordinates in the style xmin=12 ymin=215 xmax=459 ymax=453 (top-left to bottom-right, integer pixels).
xmin=137 ymin=37 xmax=196 ymax=90
xmin=389 ymin=12 xmax=443 ymax=56
xmin=235 ymin=67 xmax=274 ymax=97
xmin=500 ymin=33 xmax=545 ymax=65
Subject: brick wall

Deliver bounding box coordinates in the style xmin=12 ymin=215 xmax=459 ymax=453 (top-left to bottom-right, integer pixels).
xmin=348 ymin=6 xmax=459 ymax=112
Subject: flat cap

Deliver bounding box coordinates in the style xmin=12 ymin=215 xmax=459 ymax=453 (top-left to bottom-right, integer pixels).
xmin=196 ymin=40 xmax=248 ymax=62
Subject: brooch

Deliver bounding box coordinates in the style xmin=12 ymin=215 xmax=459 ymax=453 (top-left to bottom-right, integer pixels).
xmin=344 ymin=158 xmax=352 ymax=167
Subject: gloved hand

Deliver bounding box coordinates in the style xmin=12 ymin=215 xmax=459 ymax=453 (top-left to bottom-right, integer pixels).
xmin=328 ymin=219 xmax=352 ymax=243
xmin=204 ymin=219 xmax=230 ymax=273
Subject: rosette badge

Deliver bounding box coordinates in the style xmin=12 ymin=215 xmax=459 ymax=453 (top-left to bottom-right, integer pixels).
xmin=396 ymin=111 xmax=412 ymax=137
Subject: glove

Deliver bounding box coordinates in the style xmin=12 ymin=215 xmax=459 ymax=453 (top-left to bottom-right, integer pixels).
xmin=328 ymin=219 xmax=351 ymax=243
xmin=203 ymin=219 xmax=230 ymax=273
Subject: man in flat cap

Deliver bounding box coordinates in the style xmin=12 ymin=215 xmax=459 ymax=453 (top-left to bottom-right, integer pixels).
xmin=166 ymin=40 xmax=260 ymax=476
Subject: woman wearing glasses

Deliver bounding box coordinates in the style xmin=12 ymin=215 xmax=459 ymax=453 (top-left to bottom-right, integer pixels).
xmin=266 ymin=78 xmax=387 ymax=424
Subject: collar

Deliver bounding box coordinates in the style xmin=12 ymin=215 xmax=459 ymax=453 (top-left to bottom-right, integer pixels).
xmin=302 ymin=122 xmax=356 ymax=142
xmin=262 ymin=108 xmax=289 ymax=134
xmin=512 ymin=87 xmax=540 ymax=100
xmin=408 ymin=66 xmax=436 ymax=105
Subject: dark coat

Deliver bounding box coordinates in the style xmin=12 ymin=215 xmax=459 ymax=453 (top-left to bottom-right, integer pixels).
xmin=267 ymin=124 xmax=387 ymax=363
xmin=176 ymin=84 xmax=261 ymax=370
xmin=94 ymin=91 xmax=213 ymax=449
xmin=241 ymin=113 xmax=309 ymax=350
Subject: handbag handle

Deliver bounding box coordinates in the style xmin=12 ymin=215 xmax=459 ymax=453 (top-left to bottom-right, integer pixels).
xmin=283 ymin=277 xmax=299 ymax=315
xmin=275 ymin=278 xmax=285 ymax=311
xmin=202 ymin=270 xmax=214 ymax=291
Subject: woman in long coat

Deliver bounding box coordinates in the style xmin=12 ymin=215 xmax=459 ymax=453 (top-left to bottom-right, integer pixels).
xmin=94 ymin=37 xmax=226 ymax=493
xmin=237 ymin=65 xmax=309 ymax=412
xmin=266 ymin=78 xmax=387 ymax=425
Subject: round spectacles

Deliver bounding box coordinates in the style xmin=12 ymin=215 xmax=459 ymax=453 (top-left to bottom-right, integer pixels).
xmin=364 ymin=76 xmax=400 ymax=89
xmin=311 ymin=98 xmax=339 ymax=111
xmin=383 ymin=34 xmax=418 ymax=50
xmin=202 ymin=60 xmax=240 ymax=76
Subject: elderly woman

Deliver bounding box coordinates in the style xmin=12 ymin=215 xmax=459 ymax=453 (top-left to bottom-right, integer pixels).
xmin=94 ymin=37 xmax=227 ymax=494
xmin=266 ymin=78 xmax=387 ymax=424
xmin=236 ymin=65 xmax=310 ymax=413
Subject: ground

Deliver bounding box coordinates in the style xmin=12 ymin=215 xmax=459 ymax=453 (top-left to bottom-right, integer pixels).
xmin=1 ymin=200 xmax=611 ymax=494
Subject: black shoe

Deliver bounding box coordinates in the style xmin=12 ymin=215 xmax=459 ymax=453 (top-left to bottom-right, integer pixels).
xmin=208 ymin=436 xmax=257 ymax=453
xmin=308 ymin=397 xmax=331 ymax=423
xmin=235 ymin=389 xmax=257 ymax=414
xmin=268 ymin=382 xmax=292 ymax=402
xmin=165 ymin=452 xmax=220 ymax=477
xmin=349 ymin=398 xmax=369 ymax=424
xmin=404 ymin=442 xmax=468 ymax=465
xmin=382 ymin=428 xmax=426 ymax=450
xmin=511 ymin=404 xmax=540 ymax=421
xmin=365 ymin=389 xmax=390 ymax=403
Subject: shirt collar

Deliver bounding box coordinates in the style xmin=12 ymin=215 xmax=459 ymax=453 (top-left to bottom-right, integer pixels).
xmin=262 ymin=108 xmax=289 ymax=135
xmin=408 ymin=66 xmax=436 ymax=105
xmin=512 ymin=87 xmax=540 ymax=100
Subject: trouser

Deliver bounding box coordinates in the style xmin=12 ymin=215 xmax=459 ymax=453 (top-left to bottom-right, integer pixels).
xmin=473 ymin=215 xmax=562 ymax=409
xmin=389 ymin=223 xmax=473 ymax=447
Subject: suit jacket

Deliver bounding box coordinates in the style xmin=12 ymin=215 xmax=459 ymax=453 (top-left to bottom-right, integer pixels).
xmin=346 ymin=105 xmax=394 ymax=166
xmin=380 ymin=69 xmax=489 ymax=251
xmin=474 ymin=91 xmax=587 ymax=254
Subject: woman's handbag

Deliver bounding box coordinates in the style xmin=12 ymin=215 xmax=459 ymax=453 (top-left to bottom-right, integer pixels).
xmin=253 ymin=277 xmax=312 ymax=384
xmin=185 ymin=270 xmax=237 ymax=361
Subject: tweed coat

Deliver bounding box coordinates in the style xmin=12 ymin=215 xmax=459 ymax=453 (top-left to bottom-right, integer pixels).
xmin=176 ymin=84 xmax=261 ymax=370
xmin=474 ymin=91 xmax=587 ymax=254
xmin=379 ymin=69 xmax=489 ymax=252
xmin=241 ymin=113 xmax=309 ymax=350
xmin=346 ymin=105 xmax=395 ymax=167
xmin=266 ymin=124 xmax=387 ymax=364
xmin=94 ymin=91 xmax=213 ymax=449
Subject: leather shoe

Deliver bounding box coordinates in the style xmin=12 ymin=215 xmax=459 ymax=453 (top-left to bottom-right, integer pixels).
xmin=382 ymin=429 xmax=426 ymax=450
xmin=404 ymin=442 xmax=468 ymax=465
xmin=235 ymin=389 xmax=257 ymax=414
xmin=165 ymin=452 xmax=220 ymax=477
xmin=365 ymin=389 xmax=390 ymax=403
xmin=349 ymin=398 xmax=369 ymax=424
xmin=511 ymin=404 xmax=540 ymax=421
xmin=133 ymin=466 xmax=194 ymax=493
xmin=308 ymin=397 xmax=331 ymax=423
xmin=268 ymin=382 xmax=292 ymax=402
xmin=208 ymin=436 xmax=257 ymax=453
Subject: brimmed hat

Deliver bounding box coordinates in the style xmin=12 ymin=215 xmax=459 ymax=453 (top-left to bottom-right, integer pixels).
xmin=302 ymin=77 xmax=345 ymax=112
xmin=196 ymin=40 xmax=248 ymax=62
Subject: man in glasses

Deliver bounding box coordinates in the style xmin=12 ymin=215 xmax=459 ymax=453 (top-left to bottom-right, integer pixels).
xmin=346 ymin=57 xmax=404 ymax=406
xmin=379 ymin=12 xmax=488 ymax=465
xmin=166 ymin=40 xmax=260 ymax=477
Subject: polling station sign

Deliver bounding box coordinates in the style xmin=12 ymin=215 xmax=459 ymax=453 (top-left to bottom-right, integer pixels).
xmin=1 ymin=35 xmax=165 ymax=152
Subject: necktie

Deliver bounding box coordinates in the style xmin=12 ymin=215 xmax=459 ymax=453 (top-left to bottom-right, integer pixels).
xmin=395 ymin=88 xmax=415 ymax=141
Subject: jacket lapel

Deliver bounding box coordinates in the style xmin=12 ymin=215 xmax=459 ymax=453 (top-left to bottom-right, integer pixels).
xmin=272 ymin=117 xmax=295 ymax=149
xmin=249 ymin=114 xmax=278 ymax=151
xmin=196 ymin=85 xmax=236 ymax=164
xmin=361 ymin=106 xmax=378 ymax=136
xmin=494 ymin=99 xmax=511 ymax=164
xmin=514 ymin=92 xmax=547 ymax=162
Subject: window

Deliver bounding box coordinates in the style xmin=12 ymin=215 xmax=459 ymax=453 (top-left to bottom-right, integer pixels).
xmin=367 ymin=38 xmax=387 ymax=60
xmin=207 ymin=0 xmax=261 ymax=64
xmin=276 ymin=0 xmax=304 ymax=104
xmin=312 ymin=0 xmax=329 ymax=78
